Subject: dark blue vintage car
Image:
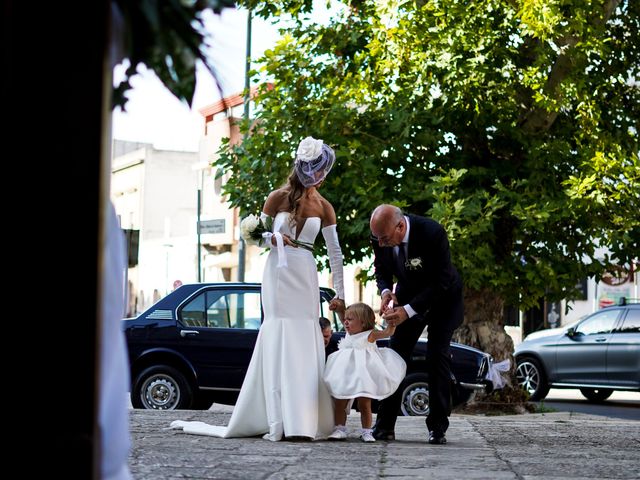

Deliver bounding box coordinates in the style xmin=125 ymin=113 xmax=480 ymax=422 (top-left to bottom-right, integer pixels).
xmin=123 ymin=282 xmax=493 ymax=414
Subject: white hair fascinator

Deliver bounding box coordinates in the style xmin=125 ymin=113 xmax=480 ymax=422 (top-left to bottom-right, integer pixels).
xmin=295 ymin=136 xmax=335 ymax=187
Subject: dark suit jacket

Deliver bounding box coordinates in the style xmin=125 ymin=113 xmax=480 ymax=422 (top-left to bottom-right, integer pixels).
xmin=372 ymin=214 xmax=461 ymax=317
xmin=325 ymin=336 xmax=339 ymax=359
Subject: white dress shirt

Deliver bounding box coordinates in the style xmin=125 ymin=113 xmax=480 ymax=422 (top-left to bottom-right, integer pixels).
xmin=381 ymin=216 xmax=417 ymax=318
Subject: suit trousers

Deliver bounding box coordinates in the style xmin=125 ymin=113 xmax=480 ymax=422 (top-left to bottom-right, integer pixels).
xmin=375 ymin=286 xmax=464 ymax=435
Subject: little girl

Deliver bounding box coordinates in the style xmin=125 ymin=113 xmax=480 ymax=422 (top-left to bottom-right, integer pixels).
xmin=323 ymin=303 xmax=407 ymax=442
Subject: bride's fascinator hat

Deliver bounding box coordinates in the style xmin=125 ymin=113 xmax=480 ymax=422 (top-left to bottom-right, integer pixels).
xmin=295 ymin=136 xmax=335 ymax=187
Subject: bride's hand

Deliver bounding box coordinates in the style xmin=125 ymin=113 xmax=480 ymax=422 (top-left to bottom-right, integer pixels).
xmin=329 ymin=298 xmax=345 ymax=313
xmin=283 ymin=234 xmax=298 ymax=247
xmin=271 ymin=234 xmax=298 ymax=247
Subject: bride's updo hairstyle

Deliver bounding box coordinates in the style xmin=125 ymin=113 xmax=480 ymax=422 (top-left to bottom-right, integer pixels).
xmin=345 ymin=303 xmax=376 ymax=331
xmin=286 ymin=136 xmax=336 ymax=218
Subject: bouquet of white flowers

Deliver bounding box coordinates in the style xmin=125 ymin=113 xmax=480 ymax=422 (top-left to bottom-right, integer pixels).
xmin=240 ymin=214 xmax=271 ymax=246
xmin=240 ymin=214 xmax=315 ymax=251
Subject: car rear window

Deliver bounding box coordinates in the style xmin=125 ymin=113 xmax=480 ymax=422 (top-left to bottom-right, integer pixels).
xmin=180 ymin=289 xmax=262 ymax=330
xmin=617 ymin=309 xmax=640 ymax=333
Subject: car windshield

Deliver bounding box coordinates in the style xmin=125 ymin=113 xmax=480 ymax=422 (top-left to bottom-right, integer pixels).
xmin=563 ymin=318 xmax=582 ymax=331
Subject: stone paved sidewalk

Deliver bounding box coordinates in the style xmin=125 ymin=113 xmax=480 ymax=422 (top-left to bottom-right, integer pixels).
xmin=128 ymin=410 xmax=639 ymax=479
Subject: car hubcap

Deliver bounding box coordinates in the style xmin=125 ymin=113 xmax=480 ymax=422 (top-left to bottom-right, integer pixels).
xmin=401 ymin=385 xmax=430 ymax=416
xmin=516 ymin=361 xmax=539 ymax=396
xmin=142 ymin=375 xmax=179 ymax=410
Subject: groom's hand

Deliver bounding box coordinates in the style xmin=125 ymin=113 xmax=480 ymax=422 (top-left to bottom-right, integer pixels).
xmin=380 ymin=291 xmax=397 ymax=315
xmin=382 ymin=306 xmax=408 ymax=327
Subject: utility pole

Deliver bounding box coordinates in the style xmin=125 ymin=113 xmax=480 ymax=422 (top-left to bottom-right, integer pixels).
xmin=197 ymin=186 xmax=202 ymax=282
xmin=238 ymin=8 xmax=252 ymax=282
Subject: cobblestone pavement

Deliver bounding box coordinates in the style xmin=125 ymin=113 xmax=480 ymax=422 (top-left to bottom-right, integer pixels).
xmin=128 ymin=409 xmax=640 ymax=479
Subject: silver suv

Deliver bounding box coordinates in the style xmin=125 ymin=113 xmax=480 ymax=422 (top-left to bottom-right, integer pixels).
xmin=515 ymin=301 xmax=639 ymax=401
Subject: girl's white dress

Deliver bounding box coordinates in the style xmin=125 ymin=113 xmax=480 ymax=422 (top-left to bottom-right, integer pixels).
xmin=170 ymin=211 xmax=334 ymax=441
xmin=323 ymin=330 xmax=407 ymax=400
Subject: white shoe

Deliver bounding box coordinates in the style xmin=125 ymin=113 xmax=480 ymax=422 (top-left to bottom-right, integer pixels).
xmin=328 ymin=427 xmax=347 ymax=440
xmin=360 ymin=430 xmax=376 ymax=443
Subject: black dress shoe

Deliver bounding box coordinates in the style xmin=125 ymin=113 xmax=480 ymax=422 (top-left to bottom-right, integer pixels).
xmin=372 ymin=428 xmax=396 ymax=441
xmin=428 ymin=431 xmax=447 ymax=445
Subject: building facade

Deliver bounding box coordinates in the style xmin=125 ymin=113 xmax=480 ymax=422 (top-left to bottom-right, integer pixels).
xmin=111 ymin=140 xmax=200 ymax=316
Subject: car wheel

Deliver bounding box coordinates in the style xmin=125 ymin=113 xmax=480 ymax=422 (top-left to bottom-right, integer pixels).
xmin=400 ymin=374 xmax=430 ymax=416
xmin=132 ymin=365 xmax=193 ymax=410
xmin=580 ymin=388 xmax=613 ymax=403
xmin=515 ymin=357 xmax=550 ymax=401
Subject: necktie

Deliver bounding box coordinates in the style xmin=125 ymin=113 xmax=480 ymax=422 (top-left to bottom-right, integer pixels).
xmin=396 ymin=242 xmax=406 ymax=272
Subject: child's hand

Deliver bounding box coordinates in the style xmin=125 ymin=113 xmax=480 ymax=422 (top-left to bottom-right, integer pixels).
xmin=382 ymin=323 xmax=396 ymax=337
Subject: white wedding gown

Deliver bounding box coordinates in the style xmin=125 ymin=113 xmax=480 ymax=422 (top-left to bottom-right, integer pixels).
xmin=171 ymin=211 xmax=334 ymax=441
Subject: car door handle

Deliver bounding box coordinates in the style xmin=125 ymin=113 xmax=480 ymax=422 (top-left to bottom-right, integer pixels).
xmin=180 ymin=330 xmax=200 ymax=337
xmin=594 ymin=337 xmax=607 ymax=342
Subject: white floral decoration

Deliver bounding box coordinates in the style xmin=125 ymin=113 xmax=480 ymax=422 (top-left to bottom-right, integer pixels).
xmin=296 ymin=136 xmax=323 ymax=163
xmin=405 ymin=257 xmax=423 ymax=270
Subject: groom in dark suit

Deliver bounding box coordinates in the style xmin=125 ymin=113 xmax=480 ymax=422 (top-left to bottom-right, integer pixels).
xmin=370 ymin=204 xmax=463 ymax=445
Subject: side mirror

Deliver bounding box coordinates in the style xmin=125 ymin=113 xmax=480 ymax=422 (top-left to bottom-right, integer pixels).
xmin=566 ymin=327 xmax=576 ymax=338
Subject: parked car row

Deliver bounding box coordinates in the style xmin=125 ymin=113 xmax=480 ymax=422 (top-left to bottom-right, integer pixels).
xmin=515 ymin=301 xmax=640 ymax=402
xmin=123 ymin=282 xmax=494 ymax=414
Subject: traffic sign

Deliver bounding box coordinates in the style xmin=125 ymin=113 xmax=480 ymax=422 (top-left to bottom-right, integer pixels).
xmin=199 ymin=219 xmax=225 ymax=234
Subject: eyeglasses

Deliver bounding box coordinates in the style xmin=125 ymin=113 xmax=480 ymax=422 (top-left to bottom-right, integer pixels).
xmin=371 ymin=221 xmax=402 ymax=244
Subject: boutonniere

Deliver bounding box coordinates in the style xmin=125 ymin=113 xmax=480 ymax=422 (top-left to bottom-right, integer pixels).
xmin=405 ymin=257 xmax=423 ymax=270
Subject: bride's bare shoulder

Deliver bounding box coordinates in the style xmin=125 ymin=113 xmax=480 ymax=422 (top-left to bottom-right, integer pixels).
xmin=320 ymin=197 xmax=337 ymax=226
xmin=263 ymin=188 xmax=289 ymax=213
xmin=267 ymin=188 xmax=288 ymax=200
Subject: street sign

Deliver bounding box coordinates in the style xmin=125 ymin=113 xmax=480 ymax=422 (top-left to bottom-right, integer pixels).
xmin=199 ymin=219 xmax=225 ymax=234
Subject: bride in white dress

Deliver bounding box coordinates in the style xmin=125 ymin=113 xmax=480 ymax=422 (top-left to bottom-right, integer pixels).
xmin=171 ymin=137 xmax=345 ymax=441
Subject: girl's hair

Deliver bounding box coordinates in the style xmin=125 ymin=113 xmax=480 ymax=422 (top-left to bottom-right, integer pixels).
xmin=284 ymin=169 xmax=305 ymax=219
xmin=346 ymin=303 xmax=376 ymax=331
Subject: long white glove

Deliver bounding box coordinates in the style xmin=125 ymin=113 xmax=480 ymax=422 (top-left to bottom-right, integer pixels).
xmin=259 ymin=212 xmax=288 ymax=267
xmin=322 ymin=224 xmax=345 ymax=300
xmin=258 ymin=212 xmax=274 ymax=249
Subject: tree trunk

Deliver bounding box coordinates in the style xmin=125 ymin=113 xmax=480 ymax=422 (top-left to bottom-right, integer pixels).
xmin=453 ymin=289 xmax=516 ymax=392
xmin=452 ymin=288 xmax=514 ymax=364
xmin=452 ymin=288 xmax=530 ymax=408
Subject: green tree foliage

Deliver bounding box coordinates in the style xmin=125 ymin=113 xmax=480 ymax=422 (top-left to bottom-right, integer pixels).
xmin=217 ymin=0 xmax=638 ymax=310
xmin=112 ymin=0 xmax=235 ymax=109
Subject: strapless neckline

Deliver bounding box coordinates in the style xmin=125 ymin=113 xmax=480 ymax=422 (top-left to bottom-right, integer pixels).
xmin=274 ymin=211 xmax=321 ymax=242
xmin=275 ymin=211 xmax=321 ymax=221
